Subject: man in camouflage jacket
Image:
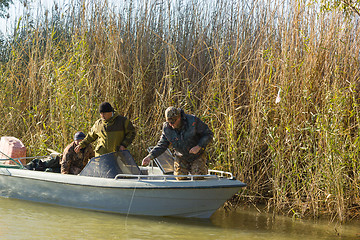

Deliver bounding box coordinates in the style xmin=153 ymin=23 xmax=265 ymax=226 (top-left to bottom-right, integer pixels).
xmin=142 ymin=107 xmax=213 ymax=179
xmin=61 ymin=132 xmax=95 ymax=174
xmin=75 ymin=102 xmax=136 ymax=156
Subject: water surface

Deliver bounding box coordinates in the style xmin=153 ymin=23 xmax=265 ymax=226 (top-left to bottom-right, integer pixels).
xmin=0 ymin=197 xmax=359 ymax=240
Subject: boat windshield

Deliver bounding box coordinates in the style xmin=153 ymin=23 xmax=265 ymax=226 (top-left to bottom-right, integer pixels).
xmin=79 ymin=150 xmax=141 ymax=178
xmin=147 ymin=147 xmax=175 ymax=174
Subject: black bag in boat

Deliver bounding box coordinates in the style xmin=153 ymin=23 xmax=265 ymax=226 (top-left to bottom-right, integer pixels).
xmin=25 ymin=155 xmax=61 ymax=173
xmin=79 ymin=150 xmax=141 ymax=178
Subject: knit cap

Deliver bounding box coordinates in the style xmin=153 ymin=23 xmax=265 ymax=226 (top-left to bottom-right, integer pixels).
xmin=74 ymin=132 xmax=86 ymax=141
xmin=99 ymin=102 xmax=114 ymax=113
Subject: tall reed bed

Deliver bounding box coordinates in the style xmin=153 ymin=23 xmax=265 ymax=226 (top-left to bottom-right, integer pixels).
xmin=0 ymin=0 xmax=359 ymax=221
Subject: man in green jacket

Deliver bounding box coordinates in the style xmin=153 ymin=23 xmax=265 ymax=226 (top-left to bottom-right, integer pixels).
xmin=74 ymin=102 xmax=136 ymax=156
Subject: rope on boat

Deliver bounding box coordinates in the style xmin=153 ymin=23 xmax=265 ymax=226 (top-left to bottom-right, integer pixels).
xmin=125 ymin=159 xmax=154 ymax=227
xmin=0 ymin=150 xmax=25 ymax=168
xmin=125 ymin=180 xmax=139 ymax=228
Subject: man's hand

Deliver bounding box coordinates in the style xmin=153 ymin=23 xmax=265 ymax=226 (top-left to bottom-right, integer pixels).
xmin=189 ymin=145 xmax=201 ymax=154
xmin=74 ymin=145 xmax=82 ymax=153
xmin=142 ymin=156 xmax=152 ymax=166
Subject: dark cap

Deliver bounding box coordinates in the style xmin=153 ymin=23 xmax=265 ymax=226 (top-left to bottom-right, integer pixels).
xmin=165 ymin=107 xmax=180 ymax=120
xmin=99 ymin=102 xmax=114 ymax=113
xmin=74 ymin=131 xmax=86 ymax=141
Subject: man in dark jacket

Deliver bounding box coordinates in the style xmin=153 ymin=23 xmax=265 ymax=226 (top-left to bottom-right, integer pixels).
xmin=75 ymin=102 xmax=136 ymax=156
xmin=61 ymin=131 xmax=95 ymax=174
xmin=142 ymin=107 xmax=213 ymax=179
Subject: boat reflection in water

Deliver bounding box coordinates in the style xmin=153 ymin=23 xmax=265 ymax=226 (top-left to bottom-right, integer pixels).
xmin=0 ymin=150 xmax=246 ymax=218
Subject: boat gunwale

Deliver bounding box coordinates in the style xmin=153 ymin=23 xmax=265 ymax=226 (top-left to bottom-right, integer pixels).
xmin=0 ymin=168 xmax=246 ymax=190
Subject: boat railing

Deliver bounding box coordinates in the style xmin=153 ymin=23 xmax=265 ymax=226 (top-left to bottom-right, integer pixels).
xmin=114 ymin=169 xmax=235 ymax=181
xmin=0 ymin=156 xmax=48 ymax=162
xmin=208 ymin=170 xmax=234 ymax=179
xmin=0 ymin=156 xmax=48 ymax=169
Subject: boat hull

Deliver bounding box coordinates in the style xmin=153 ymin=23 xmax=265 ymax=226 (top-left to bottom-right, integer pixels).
xmin=0 ymin=168 xmax=246 ymax=218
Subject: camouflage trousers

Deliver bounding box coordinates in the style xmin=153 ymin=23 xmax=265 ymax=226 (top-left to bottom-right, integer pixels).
xmin=174 ymin=154 xmax=208 ymax=180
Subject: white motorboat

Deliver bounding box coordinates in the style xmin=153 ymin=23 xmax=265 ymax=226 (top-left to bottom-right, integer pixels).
xmin=0 ymin=150 xmax=246 ymax=218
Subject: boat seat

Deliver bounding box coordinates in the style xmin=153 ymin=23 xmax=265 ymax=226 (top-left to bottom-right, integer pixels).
xmin=147 ymin=147 xmax=174 ymax=174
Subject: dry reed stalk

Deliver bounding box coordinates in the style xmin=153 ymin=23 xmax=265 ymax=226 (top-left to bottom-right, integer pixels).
xmin=0 ymin=0 xmax=359 ymax=221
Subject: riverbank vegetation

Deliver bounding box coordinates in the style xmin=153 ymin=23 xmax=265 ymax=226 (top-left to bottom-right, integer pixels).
xmin=0 ymin=0 xmax=359 ymax=222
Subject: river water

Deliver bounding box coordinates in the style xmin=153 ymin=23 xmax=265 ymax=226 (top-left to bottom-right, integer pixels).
xmin=0 ymin=197 xmax=359 ymax=240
